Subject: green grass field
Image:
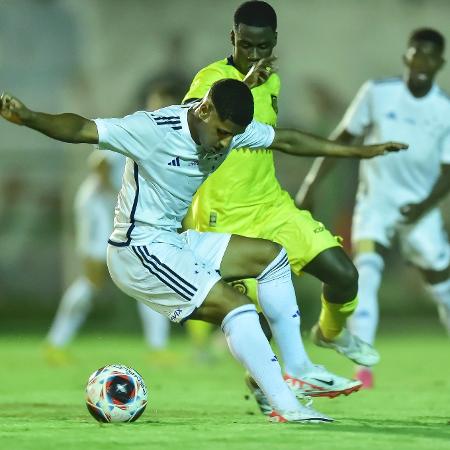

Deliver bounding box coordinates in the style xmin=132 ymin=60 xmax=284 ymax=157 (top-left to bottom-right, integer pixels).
xmin=1 ymin=324 xmax=449 ymax=450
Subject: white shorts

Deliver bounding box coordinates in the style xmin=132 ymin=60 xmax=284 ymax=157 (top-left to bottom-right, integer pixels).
xmin=352 ymin=204 xmax=450 ymax=271
xmin=106 ymin=230 xmax=231 ymax=323
xmin=75 ymin=177 xmax=116 ymax=261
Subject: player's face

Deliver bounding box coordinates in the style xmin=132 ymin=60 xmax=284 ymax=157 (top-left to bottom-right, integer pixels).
xmin=196 ymin=103 xmax=246 ymax=154
xmin=403 ymin=40 xmax=444 ymax=90
xmin=231 ymin=24 xmax=277 ymax=75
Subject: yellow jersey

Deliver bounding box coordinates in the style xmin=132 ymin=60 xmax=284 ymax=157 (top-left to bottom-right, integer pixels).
xmin=183 ymin=57 xmax=283 ymax=230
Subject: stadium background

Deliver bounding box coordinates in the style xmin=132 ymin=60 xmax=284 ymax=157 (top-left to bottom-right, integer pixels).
xmin=1 ymin=0 xmax=449 ymax=334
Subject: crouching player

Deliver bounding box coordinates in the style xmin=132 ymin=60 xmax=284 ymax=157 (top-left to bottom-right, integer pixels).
xmin=0 ymin=79 xmax=406 ymax=422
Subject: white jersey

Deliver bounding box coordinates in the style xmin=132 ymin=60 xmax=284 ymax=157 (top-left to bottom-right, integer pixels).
xmin=95 ymin=104 xmax=275 ymax=247
xmin=339 ymin=78 xmax=450 ymax=209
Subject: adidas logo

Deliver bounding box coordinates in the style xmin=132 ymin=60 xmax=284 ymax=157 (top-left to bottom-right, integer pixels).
xmin=168 ymin=156 xmax=181 ymax=167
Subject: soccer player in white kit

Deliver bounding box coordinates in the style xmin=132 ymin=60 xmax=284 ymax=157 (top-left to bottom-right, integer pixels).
xmin=296 ymin=28 xmax=450 ymax=388
xmin=0 ymin=79 xmax=405 ymax=422
xmin=45 ymin=80 xmax=186 ymax=364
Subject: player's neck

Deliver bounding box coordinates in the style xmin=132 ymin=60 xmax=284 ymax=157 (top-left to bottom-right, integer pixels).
xmin=187 ymin=107 xmax=201 ymax=145
xmin=406 ymin=79 xmax=434 ymax=98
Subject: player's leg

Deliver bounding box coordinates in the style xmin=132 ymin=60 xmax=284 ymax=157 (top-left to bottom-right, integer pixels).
xmin=400 ymin=210 xmax=450 ymax=335
xmin=45 ymin=257 xmax=105 ymax=363
xmin=190 ymin=235 xmax=331 ymax=421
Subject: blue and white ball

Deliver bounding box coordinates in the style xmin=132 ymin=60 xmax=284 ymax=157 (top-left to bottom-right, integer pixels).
xmin=85 ymin=364 xmax=148 ymax=423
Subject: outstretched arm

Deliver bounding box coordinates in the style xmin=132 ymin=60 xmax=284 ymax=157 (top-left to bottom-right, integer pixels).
xmin=270 ymin=127 xmax=407 ymax=158
xmin=0 ymin=92 xmax=98 ymax=144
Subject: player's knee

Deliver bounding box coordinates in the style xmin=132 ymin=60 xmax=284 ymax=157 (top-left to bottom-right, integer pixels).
xmin=334 ymin=258 xmax=359 ymax=292
xmin=258 ymin=239 xmax=283 ymax=268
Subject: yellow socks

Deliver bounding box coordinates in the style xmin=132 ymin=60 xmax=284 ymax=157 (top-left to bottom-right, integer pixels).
xmin=318 ymin=295 xmax=358 ymax=340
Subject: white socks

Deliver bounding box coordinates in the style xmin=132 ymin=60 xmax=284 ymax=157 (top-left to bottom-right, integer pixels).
xmin=222 ymin=304 xmax=300 ymax=412
xmin=348 ymin=252 xmax=384 ymax=345
xmin=137 ymin=301 xmax=170 ymax=349
xmin=47 ymin=277 xmax=95 ymax=347
xmin=257 ymin=248 xmax=314 ymax=376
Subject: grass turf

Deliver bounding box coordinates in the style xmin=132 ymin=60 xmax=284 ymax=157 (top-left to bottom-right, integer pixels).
xmin=0 ymin=325 xmax=449 ymax=450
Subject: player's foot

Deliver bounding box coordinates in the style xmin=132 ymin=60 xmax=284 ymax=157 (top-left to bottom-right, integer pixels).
xmin=437 ymin=303 xmax=450 ymax=336
xmin=284 ymin=366 xmax=362 ymax=398
xmin=42 ymin=343 xmax=73 ymax=366
xmin=355 ymin=367 xmax=374 ymax=389
xmin=244 ymin=373 xmax=272 ymax=415
xmin=311 ymin=324 xmax=380 ymax=367
xmin=269 ymin=406 xmax=334 ymax=423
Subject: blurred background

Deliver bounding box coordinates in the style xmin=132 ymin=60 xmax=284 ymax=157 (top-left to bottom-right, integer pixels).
xmin=1 ymin=0 xmax=449 ymax=335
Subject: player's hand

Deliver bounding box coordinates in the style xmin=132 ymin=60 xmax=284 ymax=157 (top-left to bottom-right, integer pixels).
xmin=243 ymin=56 xmax=278 ymax=89
xmin=0 ymin=92 xmax=30 ymax=125
xmin=400 ymin=202 xmax=428 ymax=224
xmin=361 ymin=141 xmax=409 ymax=158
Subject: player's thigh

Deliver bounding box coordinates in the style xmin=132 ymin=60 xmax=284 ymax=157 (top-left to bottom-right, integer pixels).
xmin=262 ymin=201 xmax=341 ymax=276
xmin=220 ymin=234 xmax=282 ymax=281
xmin=107 ymin=237 xmax=224 ymax=324
xmin=400 ymin=209 xmax=450 ymax=273
xmin=190 ymin=279 xmax=251 ymax=325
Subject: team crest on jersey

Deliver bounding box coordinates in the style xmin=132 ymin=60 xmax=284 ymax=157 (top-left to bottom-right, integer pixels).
xmin=209 ymin=212 xmax=217 ymax=227
xmin=271 ymin=95 xmax=278 ymax=114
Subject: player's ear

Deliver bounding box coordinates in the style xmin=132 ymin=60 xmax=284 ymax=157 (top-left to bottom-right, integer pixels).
xmin=199 ymin=101 xmax=212 ymax=121
xmin=273 ymin=31 xmax=278 ymax=47
xmin=230 ymin=29 xmax=235 ymax=46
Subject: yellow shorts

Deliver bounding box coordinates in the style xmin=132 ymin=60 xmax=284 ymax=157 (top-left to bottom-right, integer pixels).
xmin=184 ymin=190 xmax=342 ymax=276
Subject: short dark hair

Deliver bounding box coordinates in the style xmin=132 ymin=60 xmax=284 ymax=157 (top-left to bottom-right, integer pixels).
xmin=409 ymin=28 xmax=445 ymax=53
xmin=234 ymin=1 xmax=277 ymax=32
xmin=210 ymin=79 xmax=254 ymax=127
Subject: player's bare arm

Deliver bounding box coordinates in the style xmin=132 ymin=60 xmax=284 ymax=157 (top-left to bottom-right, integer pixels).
xmin=270 ymin=127 xmax=408 ymax=158
xmin=0 ymin=92 xmax=98 ymax=144
xmin=400 ymin=163 xmax=450 ymax=223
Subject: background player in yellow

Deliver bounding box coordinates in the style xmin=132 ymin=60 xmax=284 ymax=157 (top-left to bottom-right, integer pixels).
xmin=183 ymin=0 xmax=381 ymax=381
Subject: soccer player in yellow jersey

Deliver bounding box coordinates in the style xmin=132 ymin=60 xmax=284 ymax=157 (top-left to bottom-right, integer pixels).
xmin=183 ymin=1 xmax=381 ymax=411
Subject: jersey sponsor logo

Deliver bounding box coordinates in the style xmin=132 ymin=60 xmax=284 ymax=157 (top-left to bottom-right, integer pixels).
xmin=168 ymin=156 xmax=181 ymax=167
xmin=152 ymin=114 xmax=182 ymax=130
xmin=314 ymin=225 xmax=325 ymax=233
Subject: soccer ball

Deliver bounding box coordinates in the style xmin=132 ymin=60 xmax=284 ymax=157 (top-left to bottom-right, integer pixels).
xmin=85 ymin=364 xmax=148 ymax=423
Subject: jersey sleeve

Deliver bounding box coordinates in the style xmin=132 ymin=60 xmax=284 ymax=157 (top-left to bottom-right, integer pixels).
xmin=338 ymin=80 xmax=373 ymax=136
xmin=231 ymin=121 xmax=275 ymax=150
xmin=94 ymin=111 xmax=157 ymax=161
xmin=183 ymin=66 xmax=226 ymax=102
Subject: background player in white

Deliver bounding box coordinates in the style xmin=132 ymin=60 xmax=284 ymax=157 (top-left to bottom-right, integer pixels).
xmin=0 ymin=79 xmax=405 ymax=422
xmin=44 ymin=79 xmax=186 ymax=365
xmin=296 ymin=28 xmax=450 ymax=388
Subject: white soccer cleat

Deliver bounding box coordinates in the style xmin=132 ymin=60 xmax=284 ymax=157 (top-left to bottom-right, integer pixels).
xmin=244 ymin=373 xmax=272 ymax=416
xmin=284 ymin=365 xmax=362 ymax=398
xmin=311 ymin=325 xmax=380 ymax=367
xmin=269 ymin=405 xmax=334 ymax=423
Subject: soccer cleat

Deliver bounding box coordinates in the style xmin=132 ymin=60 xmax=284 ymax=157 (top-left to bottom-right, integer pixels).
xmin=42 ymin=343 xmax=73 ymax=366
xmin=284 ymin=366 xmax=362 ymax=398
xmin=355 ymin=367 xmax=374 ymax=389
xmin=269 ymin=406 xmax=334 ymax=423
xmin=311 ymin=324 xmax=380 ymax=367
xmin=244 ymin=373 xmax=272 ymax=416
